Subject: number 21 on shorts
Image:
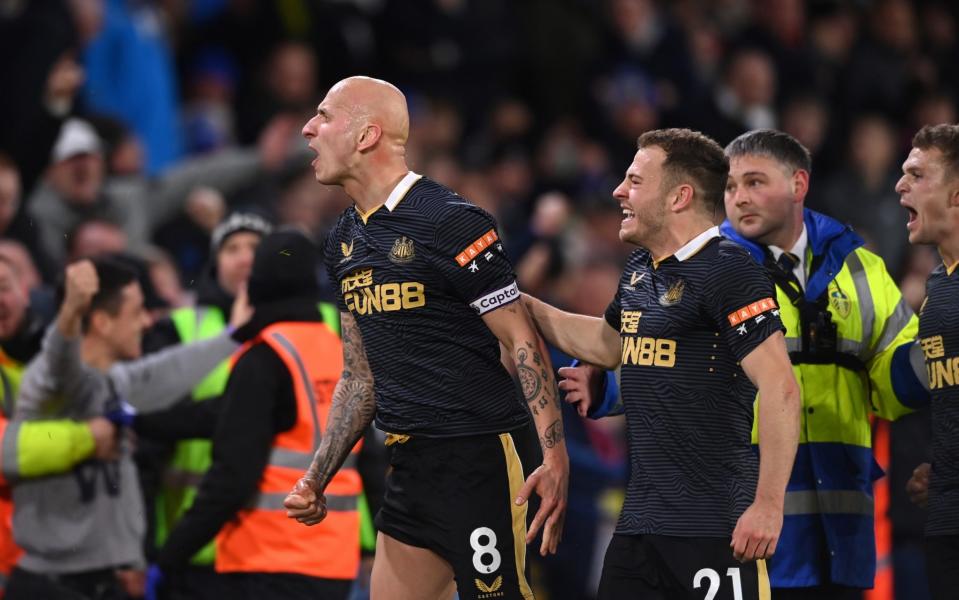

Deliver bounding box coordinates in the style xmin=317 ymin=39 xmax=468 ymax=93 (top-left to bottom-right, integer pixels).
xmin=470 ymin=527 xmax=501 ymax=574
xmin=694 ymin=567 xmax=743 ymax=600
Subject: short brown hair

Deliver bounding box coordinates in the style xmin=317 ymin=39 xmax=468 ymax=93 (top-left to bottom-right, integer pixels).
xmin=725 ymin=129 xmax=812 ymax=174
xmin=912 ymin=124 xmax=959 ymax=180
xmin=637 ymin=128 xmax=729 ymax=214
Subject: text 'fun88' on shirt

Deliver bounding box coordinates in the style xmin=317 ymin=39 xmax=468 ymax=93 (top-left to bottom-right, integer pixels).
xmin=604 ymin=228 xmax=784 ymax=537
xmin=919 ymin=263 xmax=959 ymax=537
xmin=324 ymin=173 xmax=529 ymax=438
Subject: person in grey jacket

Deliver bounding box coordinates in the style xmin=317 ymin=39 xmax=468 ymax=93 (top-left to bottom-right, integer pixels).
xmin=27 ymin=117 xmax=295 ymax=268
xmin=5 ymin=257 xmax=254 ymax=600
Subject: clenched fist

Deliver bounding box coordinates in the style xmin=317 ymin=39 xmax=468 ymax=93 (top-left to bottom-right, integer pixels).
xmin=907 ymin=462 xmax=931 ymax=509
xmin=284 ymin=477 xmax=328 ymax=526
xmin=57 ymin=260 xmax=99 ymax=337
xmin=64 ymin=260 xmax=99 ymax=315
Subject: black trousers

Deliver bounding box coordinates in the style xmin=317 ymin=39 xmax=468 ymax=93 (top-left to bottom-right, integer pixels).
xmin=158 ymin=565 xmax=223 ymax=600
xmin=926 ymin=535 xmax=959 ymax=600
xmin=219 ymin=572 xmax=352 ymax=600
xmin=5 ymin=566 xmax=127 ymax=600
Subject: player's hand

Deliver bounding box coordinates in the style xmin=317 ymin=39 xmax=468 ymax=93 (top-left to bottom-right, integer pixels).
xmin=515 ymin=453 xmax=568 ymax=556
xmin=557 ymin=364 xmax=604 ymax=417
xmin=730 ymin=499 xmax=782 ymax=562
xmin=907 ymin=462 xmax=932 ymax=508
xmin=284 ymin=477 xmax=328 ymax=526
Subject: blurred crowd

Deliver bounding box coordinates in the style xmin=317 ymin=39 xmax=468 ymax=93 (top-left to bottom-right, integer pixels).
xmin=0 ymin=0 xmax=953 ymax=598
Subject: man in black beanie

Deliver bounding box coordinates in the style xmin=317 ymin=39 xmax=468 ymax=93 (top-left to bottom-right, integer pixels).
xmin=142 ymin=211 xmax=272 ymax=600
xmin=155 ymin=229 xmax=366 ymax=600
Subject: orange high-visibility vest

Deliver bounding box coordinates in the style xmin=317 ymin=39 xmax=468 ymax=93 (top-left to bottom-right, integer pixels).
xmin=0 ymin=418 xmax=20 ymax=598
xmin=215 ymin=322 xmax=361 ymax=580
xmin=865 ymin=418 xmax=893 ymax=600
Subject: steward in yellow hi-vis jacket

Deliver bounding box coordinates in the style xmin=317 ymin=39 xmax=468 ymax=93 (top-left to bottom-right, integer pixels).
xmin=721 ymin=208 xmax=928 ymax=589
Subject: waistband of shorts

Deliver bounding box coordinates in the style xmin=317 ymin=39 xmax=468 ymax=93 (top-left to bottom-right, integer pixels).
xmin=380 ymin=423 xmax=531 ymax=446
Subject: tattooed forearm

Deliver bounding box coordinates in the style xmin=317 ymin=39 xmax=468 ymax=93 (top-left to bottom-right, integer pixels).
xmin=540 ymin=419 xmax=564 ymax=449
xmin=516 ymin=343 xmax=545 ymax=414
xmin=511 ymin=337 xmax=564 ymax=453
xmin=306 ymin=313 xmax=375 ymax=490
xmin=485 ymin=302 xmax=565 ymax=458
xmin=307 ymin=377 xmax=374 ymax=488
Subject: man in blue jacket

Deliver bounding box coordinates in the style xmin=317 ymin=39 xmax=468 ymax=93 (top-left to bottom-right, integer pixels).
xmin=720 ymin=129 xmax=928 ymax=598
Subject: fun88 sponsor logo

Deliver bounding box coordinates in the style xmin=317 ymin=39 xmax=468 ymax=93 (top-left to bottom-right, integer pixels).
xmin=470 ymin=283 xmax=519 ymax=315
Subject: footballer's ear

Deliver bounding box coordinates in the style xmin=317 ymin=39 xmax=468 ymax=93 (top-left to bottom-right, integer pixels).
xmin=949 ymin=183 xmax=959 ymax=208
xmin=671 ymin=183 xmax=695 ymax=213
xmin=356 ymin=123 xmax=382 ymax=152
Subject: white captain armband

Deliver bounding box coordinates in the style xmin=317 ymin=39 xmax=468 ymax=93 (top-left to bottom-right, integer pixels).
xmin=469 ymin=282 xmax=519 ymax=315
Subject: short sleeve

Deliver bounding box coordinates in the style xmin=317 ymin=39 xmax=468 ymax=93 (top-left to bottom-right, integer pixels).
xmin=604 ymin=285 xmax=624 ymax=332
xmin=322 ymin=223 xmax=348 ymax=312
xmin=431 ymin=204 xmax=518 ymax=315
xmin=705 ymin=245 xmax=785 ymax=361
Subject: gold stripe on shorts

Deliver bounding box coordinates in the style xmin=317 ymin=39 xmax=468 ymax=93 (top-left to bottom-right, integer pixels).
xmin=498 ymin=433 xmax=535 ymax=600
xmin=757 ymin=559 xmax=771 ymax=600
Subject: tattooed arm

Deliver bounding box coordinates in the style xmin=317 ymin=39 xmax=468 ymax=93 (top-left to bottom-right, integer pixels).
xmin=285 ymin=312 xmax=376 ymax=526
xmin=482 ymin=301 xmax=569 ymax=556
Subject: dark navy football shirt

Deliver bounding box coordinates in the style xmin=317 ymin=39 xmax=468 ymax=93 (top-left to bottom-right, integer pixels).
xmin=605 ymin=228 xmax=784 ymax=536
xmin=324 ymin=173 xmax=529 ymax=437
xmin=919 ymin=263 xmax=959 ymax=536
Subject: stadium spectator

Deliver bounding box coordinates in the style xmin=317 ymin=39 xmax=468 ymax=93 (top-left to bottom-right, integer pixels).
xmin=0 ymin=255 xmax=119 ymax=598
xmin=0 ymin=155 xmax=56 ymax=281
xmin=0 ymin=0 xmax=84 ymax=197
xmin=81 ymin=0 xmax=183 ymax=174
xmin=67 ymin=218 xmax=129 ymax=263
xmin=816 ymin=115 xmax=908 ymax=278
xmin=6 ymin=258 xmax=256 ymax=599
xmin=156 ymin=230 xmax=368 ymax=600
xmin=147 ymin=212 xmax=271 ymax=600
xmin=696 ymin=48 xmax=778 ymax=145
xmin=28 ymin=117 xmax=288 ymax=267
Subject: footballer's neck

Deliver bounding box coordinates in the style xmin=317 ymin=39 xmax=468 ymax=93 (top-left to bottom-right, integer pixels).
xmin=344 ymin=159 xmax=411 ymax=215
xmin=649 ymin=215 xmax=717 ymax=264
xmin=938 ymin=234 xmax=959 ymax=273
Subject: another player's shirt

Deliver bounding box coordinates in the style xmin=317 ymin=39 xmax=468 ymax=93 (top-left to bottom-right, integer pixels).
xmin=324 ymin=172 xmax=529 ymax=437
xmin=919 ymin=262 xmax=959 ymax=537
xmin=604 ymin=227 xmax=784 ymax=537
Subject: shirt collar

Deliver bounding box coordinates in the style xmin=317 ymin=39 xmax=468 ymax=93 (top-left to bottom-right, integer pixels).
xmin=384 ymin=171 xmax=423 ymax=212
xmin=769 ymin=224 xmax=808 ymax=268
xmin=673 ymin=226 xmax=721 ymax=262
